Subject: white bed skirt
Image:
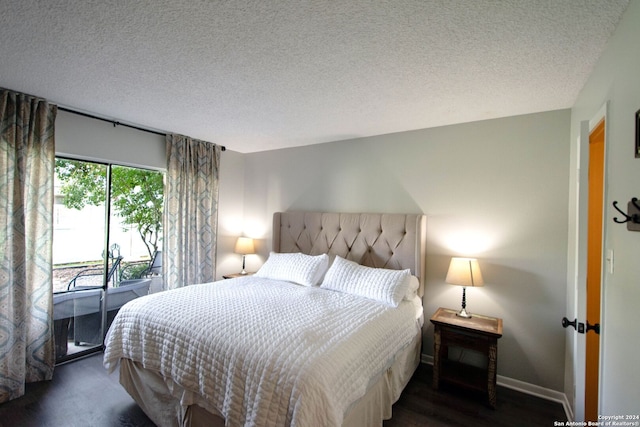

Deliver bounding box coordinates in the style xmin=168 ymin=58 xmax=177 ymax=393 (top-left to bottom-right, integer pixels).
xmin=118 ymin=332 xmax=421 ymax=427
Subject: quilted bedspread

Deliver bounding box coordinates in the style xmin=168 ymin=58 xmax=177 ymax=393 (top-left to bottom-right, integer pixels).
xmin=103 ymin=276 xmax=420 ymax=427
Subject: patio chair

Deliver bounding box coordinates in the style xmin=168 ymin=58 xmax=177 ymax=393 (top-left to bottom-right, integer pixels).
xmin=144 ymin=250 xmax=162 ymax=276
xmin=67 ymin=255 xmax=123 ymax=290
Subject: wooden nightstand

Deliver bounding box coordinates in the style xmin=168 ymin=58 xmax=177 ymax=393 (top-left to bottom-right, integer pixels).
xmin=430 ymin=307 xmax=503 ymax=407
xmin=222 ymin=272 xmax=254 ymax=279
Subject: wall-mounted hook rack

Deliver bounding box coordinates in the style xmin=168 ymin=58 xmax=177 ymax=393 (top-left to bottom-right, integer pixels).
xmin=612 ymin=198 xmax=640 ymax=231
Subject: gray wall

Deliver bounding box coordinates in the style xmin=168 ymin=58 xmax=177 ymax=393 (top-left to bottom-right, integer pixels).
xmin=226 ymin=110 xmax=571 ymax=391
xmin=567 ymin=0 xmax=640 ymax=417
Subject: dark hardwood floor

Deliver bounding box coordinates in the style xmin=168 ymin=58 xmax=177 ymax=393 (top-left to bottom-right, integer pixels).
xmin=384 ymin=363 xmax=567 ymax=427
xmin=0 ymin=352 xmax=153 ymax=427
xmin=0 ymin=353 xmax=566 ymax=427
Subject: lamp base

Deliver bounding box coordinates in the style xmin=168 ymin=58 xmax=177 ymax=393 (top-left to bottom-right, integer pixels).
xmin=456 ymin=308 xmax=472 ymax=318
xmin=456 ymin=286 xmax=472 ymax=318
xmin=240 ymin=255 xmax=247 ymax=275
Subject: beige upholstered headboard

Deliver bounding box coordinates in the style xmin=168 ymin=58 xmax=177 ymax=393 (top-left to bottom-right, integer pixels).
xmin=273 ymin=211 xmax=427 ymax=295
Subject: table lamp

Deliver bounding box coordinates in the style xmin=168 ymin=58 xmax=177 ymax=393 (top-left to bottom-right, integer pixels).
xmin=445 ymin=257 xmax=484 ymax=318
xmin=234 ymin=237 xmax=255 ymax=275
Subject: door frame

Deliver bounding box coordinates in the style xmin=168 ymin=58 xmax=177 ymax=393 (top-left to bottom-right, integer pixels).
xmin=572 ymin=102 xmax=608 ymax=420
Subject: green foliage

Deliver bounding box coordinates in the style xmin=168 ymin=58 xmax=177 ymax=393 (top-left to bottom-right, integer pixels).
xmin=55 ymin=160 xmax=107 ymax=209
xmin=55 ymin=159 xmax=164 ymax=257
xmin=119 ymin=261 xmax=149 ymax=280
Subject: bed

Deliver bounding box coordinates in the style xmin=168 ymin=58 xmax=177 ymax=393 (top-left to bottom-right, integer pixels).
xmin=104 ymin=211 xmax=426 ymax=427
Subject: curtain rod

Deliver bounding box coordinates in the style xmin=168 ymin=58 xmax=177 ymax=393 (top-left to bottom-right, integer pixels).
xmin=57 ymin=106 xmax=226 ymax=151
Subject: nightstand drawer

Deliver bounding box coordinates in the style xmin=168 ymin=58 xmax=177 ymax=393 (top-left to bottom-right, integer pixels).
xmin=440 ymin=327 xmax=492 ymax=350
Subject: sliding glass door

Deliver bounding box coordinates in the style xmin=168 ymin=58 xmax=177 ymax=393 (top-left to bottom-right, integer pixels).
xmin=52 ymin=158 xmax=163 ymax=363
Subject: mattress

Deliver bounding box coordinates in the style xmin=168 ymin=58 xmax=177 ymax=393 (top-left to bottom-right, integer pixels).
xmin=104 ymin=276 xmax=422 ymax=427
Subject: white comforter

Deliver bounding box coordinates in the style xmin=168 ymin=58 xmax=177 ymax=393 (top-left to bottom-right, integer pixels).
xmin=103 ymin=276 xmax=421 ymax=427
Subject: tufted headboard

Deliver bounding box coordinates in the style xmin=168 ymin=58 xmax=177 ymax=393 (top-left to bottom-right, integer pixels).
xmin=273 ymin=211 xmax=426 ymax=295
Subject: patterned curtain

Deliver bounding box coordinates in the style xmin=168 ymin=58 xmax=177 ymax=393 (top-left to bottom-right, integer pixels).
xmin=164 ymin=134 xmax=221 ymax=289
xmin=0 ymin=89 xmax=56 ymax=403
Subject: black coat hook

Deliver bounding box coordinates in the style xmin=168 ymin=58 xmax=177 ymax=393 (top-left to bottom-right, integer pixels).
xmin=612 ymin=199 xmax=640 ymax=224
xmin=612 ymin=201 xmax=631 ymax=223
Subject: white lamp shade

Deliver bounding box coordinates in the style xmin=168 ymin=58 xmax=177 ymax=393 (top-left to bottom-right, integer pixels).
xmin=234 ymin=237 xmax=255 ymax=255
xmin=446 ymin=257 xmax=484 ymax=287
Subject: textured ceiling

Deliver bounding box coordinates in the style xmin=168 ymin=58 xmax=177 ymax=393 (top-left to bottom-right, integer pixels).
xmin=0 ymin=0 xmax=629 ymax=153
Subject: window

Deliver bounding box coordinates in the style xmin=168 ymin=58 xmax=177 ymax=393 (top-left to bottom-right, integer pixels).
xmin=52 ymin=158 xmax=164 ymax=362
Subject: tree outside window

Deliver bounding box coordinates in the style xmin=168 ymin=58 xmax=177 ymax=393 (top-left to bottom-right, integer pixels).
xmin=55 ymin=159 xmax=163 ymax=259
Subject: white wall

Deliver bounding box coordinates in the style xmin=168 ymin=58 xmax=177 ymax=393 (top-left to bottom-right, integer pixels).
xmin=235 ymin=110 xmax=571 ymax=391
xmin=567 ymin=0 xmax=640 ymax=418
xmin=216 ymin=149 xmax=247 ymax=278
xmin=55 ymin=110 xmax=165 ymax=169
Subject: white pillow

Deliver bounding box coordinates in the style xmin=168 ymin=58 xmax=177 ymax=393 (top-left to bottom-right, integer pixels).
xmin=320 ymin=256 xmax=411 ymax=307
xmin=404 ymin=275 xmax=420 ymax=300
xmin=255 ymin=252 xmax=329 ymax=286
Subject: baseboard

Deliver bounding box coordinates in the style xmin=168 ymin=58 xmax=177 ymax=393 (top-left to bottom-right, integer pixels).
xmin=496 ymin=373 xmax=573 ymax=421
xmin=421 ymin=355 xmax=573 ymax=421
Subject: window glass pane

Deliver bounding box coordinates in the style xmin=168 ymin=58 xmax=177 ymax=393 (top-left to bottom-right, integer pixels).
xmin=110 ymin=165 xmax=163 ymax=293
xmin=110 ymin=165 xmax=164 ymax=272
xmin=53 ymin=159 xmax=107 ymax=289
xmin=53 ymin=159 xmax=108 ymax=362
